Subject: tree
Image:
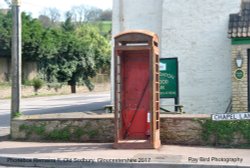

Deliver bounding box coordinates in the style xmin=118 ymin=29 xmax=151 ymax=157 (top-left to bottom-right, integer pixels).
xmin=84 ymin=6 xmax=102 ymax=22
xmin=75 ymin=25 xmax=111 ymax=72
xmin=99 ymin=9 xmax=112 ymax=21
xmin=71 ymin=5 xmax=86 ymax=25
xmin=43 ymin=20 xmax=111 ymax=93
xmin=38 ymin=15 xmax=52 ymax=28
xmin=70 ymin=6 xmax=112 ymax=23
xmin=0 ymin=9 xmax=111 ymax=93
xmin=62 ymin=11 xmax=75 ymax=31
xmin=41 ymin=8 xmax=61 ymax=24
xmin=22 ymin=13 xmax=44 ymax=61
xmin=38 ymin=28 xmax=63 ymax=82
xmin=59 ymin=16 xmax=110 ymax=93
xmin=0 ymin=11 xmax=12 ymax=57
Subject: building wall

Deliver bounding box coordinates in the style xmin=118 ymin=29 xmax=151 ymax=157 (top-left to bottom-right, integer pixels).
xmin=231 ymin=45 xmax=249 ymax=112
xmin=161 ymin=0 xmax=241 ymax=114
xmin=112 ymin=0 xmax=241 ymax=114
xmin=112 ymin=0 xmax=163 ymax=36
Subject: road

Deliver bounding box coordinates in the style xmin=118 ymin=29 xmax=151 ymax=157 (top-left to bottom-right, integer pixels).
xmin=0 ymin=92 xmax=110 ymax=128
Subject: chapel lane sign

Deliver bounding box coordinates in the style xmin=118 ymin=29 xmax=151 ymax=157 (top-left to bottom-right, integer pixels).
xmin=212 ymin=112 xmax=250 ymax=121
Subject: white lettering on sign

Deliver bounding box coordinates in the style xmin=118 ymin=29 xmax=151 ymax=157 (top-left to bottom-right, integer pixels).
xmin=160 ymin=63 xmax=166 ymax=71
xmin=211 ymin=113 xmax=250 ymax=121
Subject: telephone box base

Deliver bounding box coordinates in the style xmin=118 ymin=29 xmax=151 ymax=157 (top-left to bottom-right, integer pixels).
xmin=113 ymin=140 xmax=161 ymax=149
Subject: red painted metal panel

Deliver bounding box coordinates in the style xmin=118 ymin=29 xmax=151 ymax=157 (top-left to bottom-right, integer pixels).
xmin=121 ymin=50 xmax=150 ymax=139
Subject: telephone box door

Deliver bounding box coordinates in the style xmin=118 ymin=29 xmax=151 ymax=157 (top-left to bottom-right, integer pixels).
xmin=121 ymin=51 xmax=150 ymax=139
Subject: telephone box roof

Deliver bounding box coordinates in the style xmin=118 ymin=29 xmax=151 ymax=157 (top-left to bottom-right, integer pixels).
xmin=114 ymin=30 xmax=159 ymax=42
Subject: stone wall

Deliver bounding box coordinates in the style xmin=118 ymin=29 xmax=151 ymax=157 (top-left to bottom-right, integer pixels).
xmin=22 ymin=61 xmax=37 ymax=81
xmin=231 ymin=45 xmax=249 ymax=112
xmin=11 ymin=114 xmax=249 ymax=146
xmin=0 ymin=59 xmax=38 ymax=82
xmin=11 ymin=115 xmax=115 ymax=142
xmin=0 ymin=57 xmax=9 ymax=82
xmin=160 ymin=115 xmax=206 ymax=145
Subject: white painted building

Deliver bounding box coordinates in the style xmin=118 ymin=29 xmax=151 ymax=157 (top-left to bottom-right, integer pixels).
xmin=112 ymin=0 xmax=242 ymax=114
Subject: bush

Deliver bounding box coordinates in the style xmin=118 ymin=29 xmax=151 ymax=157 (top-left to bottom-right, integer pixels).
xmin=32 ymin=78 xmax=44 ymax=95
xmin=23 ymin=80 xmax=33 ymax=86
xmin=47 ymin=82 xmax=63 ymax=92
xmin=201 ymin=119 xmax=250 ymax=146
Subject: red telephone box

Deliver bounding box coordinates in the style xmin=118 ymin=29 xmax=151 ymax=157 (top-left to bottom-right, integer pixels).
xmin=113 ymin=30 xmax=161 ymax=149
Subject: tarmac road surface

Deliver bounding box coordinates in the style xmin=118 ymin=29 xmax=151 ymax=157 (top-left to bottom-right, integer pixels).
xmin=0 ymin=92 xmax=110 ymax=128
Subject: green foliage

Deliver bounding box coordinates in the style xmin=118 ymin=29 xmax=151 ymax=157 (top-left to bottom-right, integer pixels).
xmin=13 ymin=111 xmax=22 ymax=118
xmin=19 ymin=124 xmax=70 ymax=141
xmin=20 ymin=124 xmax=46 ymax=136
xmin=0 ymin=11 xmax=12 ymax=57
xmin=32 ymin=78 xmax=44 ymax=94
xmin=46 ymin=129 xmax=70 ymax=141
xmin=0 ymin=11 xmax=111 ymax=90
xmin=23 ymin=80 xmax=33 ymax=86
xmin=44 ymin=23 xmax=111 ymax=92
xmin=75 ymin=127 xmax=85 ymax=138
xmin=19 ymin=123 xmax=100 ymax=141
xmin=22 ymin=13 xmax=44 ymax=61
xmin=62 ymin=12 xmax=75 ymax=32
xmin=92 ymin=21 xmax=112 ymax=38
xmin=201 ymin=119 xmax=250 ymax=146
xmin=87 ymin=130 xmax=98 ymax=138
xmin=47 ymin=82 xmax=63 ymax=92
xmin=0 ymin=82 xmax=11 ymax=88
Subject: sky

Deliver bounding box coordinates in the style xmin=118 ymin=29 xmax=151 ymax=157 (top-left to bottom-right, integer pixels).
xmin=0 ymin=0 xmax=112 ymax=18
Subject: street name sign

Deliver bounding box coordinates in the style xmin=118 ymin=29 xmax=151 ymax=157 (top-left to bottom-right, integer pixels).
xmin=212 ymin=112 xmax=250 ymax=121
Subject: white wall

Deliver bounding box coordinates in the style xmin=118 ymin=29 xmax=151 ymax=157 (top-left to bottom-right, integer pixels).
xmin=112 ymin=0 xmax=241 ymax=114
xmin=161 ymin=0 xmax=241 ymax=113
xmin=112 ymin=0 xmax=163 ymax=36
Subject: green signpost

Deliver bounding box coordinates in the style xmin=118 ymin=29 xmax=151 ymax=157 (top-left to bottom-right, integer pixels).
xmin=160 ymin=58 xmax=179 ymax=109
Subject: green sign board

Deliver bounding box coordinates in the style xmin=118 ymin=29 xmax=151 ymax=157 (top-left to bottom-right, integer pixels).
xmin=160 ymin=58 xmax=179 ymax=98
xmin=234 ymin=69 xmax=244 ymax=80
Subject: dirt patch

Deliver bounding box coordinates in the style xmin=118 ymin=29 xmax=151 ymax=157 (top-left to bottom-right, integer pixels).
xmin=0 ymin=83 xmax=110 ymax=99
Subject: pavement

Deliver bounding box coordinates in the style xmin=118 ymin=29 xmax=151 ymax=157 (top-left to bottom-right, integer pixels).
xmin=0 ymin=137 xmax=250 ymax=168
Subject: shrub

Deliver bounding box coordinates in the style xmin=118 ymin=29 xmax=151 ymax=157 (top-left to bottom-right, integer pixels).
xmin=47 ymin=82 xmax=63 ymax=92
xmin=32 ymin=78 xmax=44 ymax=95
